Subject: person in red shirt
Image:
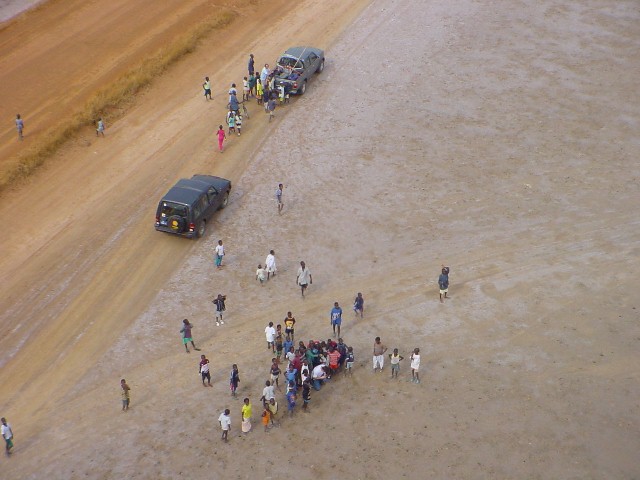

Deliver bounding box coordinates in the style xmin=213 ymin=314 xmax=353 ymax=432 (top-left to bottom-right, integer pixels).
xmin=217 ymin=125 xmax=226 ymax=153
xmin=327 ymin=346 xmax=341 ymax=376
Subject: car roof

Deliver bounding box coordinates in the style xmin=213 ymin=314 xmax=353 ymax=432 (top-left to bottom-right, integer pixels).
xmin=283 ymin=46 xmax=323 ymax=59
xmin=161 ymin=175 xmax=229 ymax=205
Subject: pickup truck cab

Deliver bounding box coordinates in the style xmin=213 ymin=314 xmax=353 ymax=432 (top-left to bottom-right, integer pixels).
xmin=274 ymin=46 xmax=325 ymax=95
xmin=155 ymin=175 xmax=231 ymax=239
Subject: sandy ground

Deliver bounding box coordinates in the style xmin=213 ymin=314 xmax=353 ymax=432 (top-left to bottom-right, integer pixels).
xmin=1 ymin=0 xmax=639 ymax=478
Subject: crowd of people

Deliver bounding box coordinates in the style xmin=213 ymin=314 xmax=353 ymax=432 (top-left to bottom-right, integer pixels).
xmin=210 ymin=53 xmax=298 ymax=153
xmin=3 ymin=49 xmax=455 ymax=453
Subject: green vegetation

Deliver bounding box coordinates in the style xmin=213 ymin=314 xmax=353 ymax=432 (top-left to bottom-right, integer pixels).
xmin=1 ymin=10 xmax=235 ymax=192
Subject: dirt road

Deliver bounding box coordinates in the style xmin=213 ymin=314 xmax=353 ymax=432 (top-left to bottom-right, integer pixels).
xmin=1 ymin=0 xmax=639 ymax=478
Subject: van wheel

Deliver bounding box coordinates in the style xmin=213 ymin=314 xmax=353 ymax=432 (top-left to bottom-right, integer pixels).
xmin=316 ymin=59 xmax=325 ymax=73
xmin=299 ymin=81 xmax=307 ymax=95
xmin=220 ymin=192 xmax=229 ymax=209
xmin=196 ymin=220 xmax=206 ymax=238
xmin=168 ymin=215 xmax=185 ymax=233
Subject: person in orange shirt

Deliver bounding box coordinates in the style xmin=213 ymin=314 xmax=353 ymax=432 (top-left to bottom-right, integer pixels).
xmin=261 ymin=407 xmax=270 ymax=432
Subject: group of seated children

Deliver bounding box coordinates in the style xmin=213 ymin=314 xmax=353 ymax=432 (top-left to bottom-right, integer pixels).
xmin=265 ymin=331 xmax=355 ymax=422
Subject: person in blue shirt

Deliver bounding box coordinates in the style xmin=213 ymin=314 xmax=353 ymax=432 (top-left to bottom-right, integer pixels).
xmin=330 ymin=302 xmax=343 ymax=337
xmin=283 ymin=335 xmax=294 ymax=357
xmin=438 ymin=266 xmax=450 ymax=303
xmin=228 ymin=92 xmax=239 ymax=114
xmin=353 ymin=292 xmax=364 ymax=318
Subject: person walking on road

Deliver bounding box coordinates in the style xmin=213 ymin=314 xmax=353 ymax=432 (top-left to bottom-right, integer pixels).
xmin=15 ymin=114 xmax=24 ymax=141
xmin=267 ymin=97 xmax=276 ymax=121
xmin=203 ymin=76 xmax=212 ymax=100
xmin=96 ymin=118 xmax=105 ymax=137
xmin=217 ymin=125 xmax=226 ymax=153
xmin=248 ymin=53 xmax=255 ymax=76
xmin=296 ymin=261 xmax=312 ymax=298
xmin=1 ymin=417 xmax=14 ymax=454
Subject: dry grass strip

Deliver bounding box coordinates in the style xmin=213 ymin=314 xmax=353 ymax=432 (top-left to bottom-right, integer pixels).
xmin=1 ymin=10 xmax=235 ymax=193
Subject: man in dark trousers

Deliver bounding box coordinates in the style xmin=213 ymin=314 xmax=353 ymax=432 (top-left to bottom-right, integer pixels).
xmin=213 ymin=293 xmax=226 ymax=326
xmin=248 ymin=53 xmax=255 ymax=76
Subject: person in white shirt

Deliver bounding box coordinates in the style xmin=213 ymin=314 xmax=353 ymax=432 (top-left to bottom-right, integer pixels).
xmin=300 ymin=360 xmax=310 ymax=383
xmin=296 ymin=261 xmax=312 ymax=297
xmin=311 ymin=364 xmax=328 ymax=390
xmin=410 ymin=348 xmax=421 ymax=384
xmin=256 ymin=264 xmax=266 ymax=285
xmin=215 ymin=240 xmax=225 ymax=268
xmin=218 ymin=409 xmax=231 ymax=442
xmin=261 ymin=380 xmax=275 ymax=405
xmin=1 ymin=417 xmax=14 ymax=453
xmin=265 ymin=250 xmax=277 ymax=279
xmin=265 ymin=322 xmax=276 ymax=352
xmin=260 ymin=64 xmax=270 ymax=85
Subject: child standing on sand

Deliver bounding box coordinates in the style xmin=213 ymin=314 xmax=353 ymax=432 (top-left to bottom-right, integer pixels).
xmin=410 ymin=348 xmax=421 ymax=384
xmin=345 ymin=346 xmax=355 ymax=375
xmin=256 ymin=264 xmax=266 ymax=285
xmin=120 ymin=379 xmax=131 ymax=411
xmin=389 ymin=348 xmax=404 ymax=379
xmin=354 ymin=292 xmax=364 ymax=318
xmin=218 ymin=409 xmax=231 ymax=442
xmin=270 ymin=357 xmax=281 ymax=390
xmin=275 ymin=334 xmax=284 ymax=361
xmin=439 ymin=265 xmax=450 ymax=302
xmin=230 ymin=364 xmax=240 ymax=396
xmin=261 ymin=406 xmax=270 ymax=432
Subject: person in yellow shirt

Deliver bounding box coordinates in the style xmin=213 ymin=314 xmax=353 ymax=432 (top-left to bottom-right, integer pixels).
xmin=284 ymin=311 xmax=296 ymax=341
xmin=256 ymin=78 xmax=264 ymax=105
xmin=241 ymin=398 xmax=253 ymax=433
